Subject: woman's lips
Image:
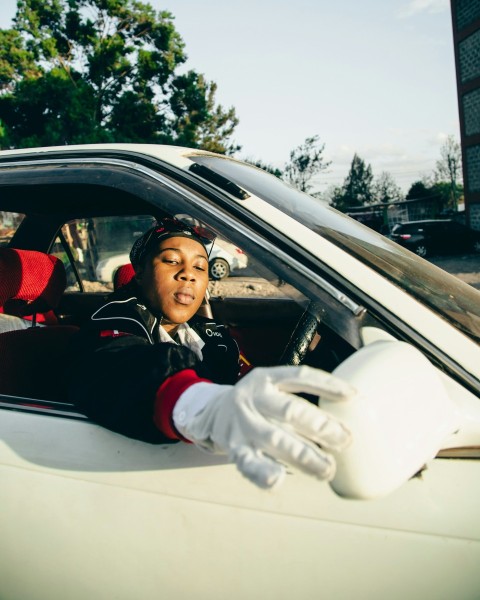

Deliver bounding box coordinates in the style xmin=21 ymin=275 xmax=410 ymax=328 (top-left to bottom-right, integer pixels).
xmin=174 ymin=288 xmax=195 ymax=305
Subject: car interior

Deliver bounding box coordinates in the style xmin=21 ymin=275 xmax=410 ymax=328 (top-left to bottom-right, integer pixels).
xmin=0 ymin=174 xmax=390 ymax=414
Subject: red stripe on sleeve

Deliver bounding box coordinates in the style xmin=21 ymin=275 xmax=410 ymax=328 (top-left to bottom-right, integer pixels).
xmin=154 ymin=369 xmax=211 ymax=440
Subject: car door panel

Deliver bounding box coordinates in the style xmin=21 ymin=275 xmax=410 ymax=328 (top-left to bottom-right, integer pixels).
xmin=1 ymin=405 xmax=480 ymax=600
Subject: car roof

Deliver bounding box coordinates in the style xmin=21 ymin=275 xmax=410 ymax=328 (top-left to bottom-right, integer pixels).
xmin=0 ymin=143 xmax=219 ymax=170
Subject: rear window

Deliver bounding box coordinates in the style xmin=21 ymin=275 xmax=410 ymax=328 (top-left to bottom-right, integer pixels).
xmin=0 ymin=211 xmax=25 ymax=246
xmin=50 ymin=215 xmax=156 ymax=292
xmin=392 ymin=223 xmax=421 ymax=234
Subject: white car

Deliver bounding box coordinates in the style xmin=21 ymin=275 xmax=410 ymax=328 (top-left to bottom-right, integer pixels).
xmin=95 ymin=251 xmax=131 ymax=283
xmin=0 ymin=144 xmax=479 ymax=600
xmin=206 ymin=237 xmax=248 ymax=280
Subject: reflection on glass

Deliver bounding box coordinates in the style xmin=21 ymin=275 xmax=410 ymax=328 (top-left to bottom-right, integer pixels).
xmin=189 ymin=156 xmax=480 ymax=342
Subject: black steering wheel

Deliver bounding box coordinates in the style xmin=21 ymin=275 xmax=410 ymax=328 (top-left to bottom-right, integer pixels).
xmin=279 ymin=302 xmax=323 ymax=365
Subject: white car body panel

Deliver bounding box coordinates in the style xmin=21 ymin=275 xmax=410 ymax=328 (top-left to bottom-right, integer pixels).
xmin=95 ymin=252 xmax=130 ymax=283
xmin=2 ymin=408 xmax=480 ymax=600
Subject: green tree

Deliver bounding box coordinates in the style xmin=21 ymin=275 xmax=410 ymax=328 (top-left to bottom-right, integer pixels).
xmin=373 ymin=171 xmax=403 ymax=204
xmin=406 ymin=180 xmax=431 ymax=200
xmin=330 ymin=154 xmax=373 ymax=211
xmin=0 ymin=0 xmax=239 ymax=152
xmin=434 ymin=135 xmax=462 ymax=211
xmin=405 ymin=179 xmax=447 ymax=216
xmin=328 ymin=185 xmax=346 ymax=210
xmin=284 ymin=135 xmax=331 ymax=193
xmin=431 ymin=181 xmax=464 ymax=214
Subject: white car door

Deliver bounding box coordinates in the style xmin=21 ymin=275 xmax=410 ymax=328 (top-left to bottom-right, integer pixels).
xmin=2 ymin=359 xmax=480 ymax=600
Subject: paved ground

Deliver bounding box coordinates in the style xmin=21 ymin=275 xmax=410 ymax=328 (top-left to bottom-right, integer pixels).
xmin=429 ymin=253 xmax=480 ymax=290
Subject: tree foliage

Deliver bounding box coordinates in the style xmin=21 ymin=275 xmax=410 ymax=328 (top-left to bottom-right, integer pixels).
xmin=406 ymin=180 xmax=433 ymax=201
xmin=434 ymin=135 xmax=462 ymax=210
xmin=406 ymin=178 xmax=463 ymax=215
xmin=330 ymin=154 xmax=373 ymax=211
xmin=284 ymin=135 xmax=331 ymax=193
xmin=373 ymin=171 xmax=403 ymax=204
xmin=0 ymin=0 xmax=239 ymax=152
xmin=244 ymin=157 xmax=283 ymax=178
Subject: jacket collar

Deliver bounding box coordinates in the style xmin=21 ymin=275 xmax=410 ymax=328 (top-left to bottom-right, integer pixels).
xmin=91 ymin=296 xmax=158 ymax=343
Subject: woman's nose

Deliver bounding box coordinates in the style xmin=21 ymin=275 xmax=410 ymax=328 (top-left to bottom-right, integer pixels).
xmin=178 ymin=265 xmax=195 ymax=281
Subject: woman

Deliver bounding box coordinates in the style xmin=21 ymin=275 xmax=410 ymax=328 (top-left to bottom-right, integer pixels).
xmin=69 ymin=218 xmax=351 ymax=489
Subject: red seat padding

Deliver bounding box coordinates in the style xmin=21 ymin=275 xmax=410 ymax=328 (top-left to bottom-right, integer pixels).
xmin=0 ymin=248 xmax=76 ymax=401
xmin=0 ymin=248 xmax=66 ymax=317
xmin=114 ymin=263 xmax=135 ymax=289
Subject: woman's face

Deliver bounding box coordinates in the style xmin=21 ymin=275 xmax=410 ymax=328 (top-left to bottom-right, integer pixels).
xmin=135 ymin=236 xmax=209 ymax=332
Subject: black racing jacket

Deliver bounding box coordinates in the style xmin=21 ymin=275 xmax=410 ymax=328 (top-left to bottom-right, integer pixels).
xmin=68 ymin=281 xmax=240 ymax=443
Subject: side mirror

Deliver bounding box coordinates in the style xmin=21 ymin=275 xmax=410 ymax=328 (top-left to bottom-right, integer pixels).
xmin=319 ymin=340 xmax=459 ymax=499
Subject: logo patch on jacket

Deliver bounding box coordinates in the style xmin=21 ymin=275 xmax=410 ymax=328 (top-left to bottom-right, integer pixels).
xmin=100 ymin=330 xmax=132 ymax=338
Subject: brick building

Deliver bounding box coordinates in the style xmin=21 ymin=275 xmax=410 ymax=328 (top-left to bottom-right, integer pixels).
xmin=451 ymin=0 xmax=480 ymax=229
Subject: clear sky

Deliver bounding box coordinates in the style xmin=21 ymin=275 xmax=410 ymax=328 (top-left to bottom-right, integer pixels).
xmin=0 ymin=0 xmax=459 ymax=194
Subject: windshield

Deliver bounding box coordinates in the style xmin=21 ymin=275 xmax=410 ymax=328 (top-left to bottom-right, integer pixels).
xmin=189 ymin=155 xmax=480 ymax=342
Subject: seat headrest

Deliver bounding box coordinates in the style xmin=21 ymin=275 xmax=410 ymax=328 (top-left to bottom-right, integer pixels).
xmin=0 ymin=248 xmax=67 ymax=316
xmin=114 ymin=263 xmax=135 ymax=289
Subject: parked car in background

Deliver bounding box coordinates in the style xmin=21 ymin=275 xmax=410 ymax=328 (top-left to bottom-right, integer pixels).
xmin=389 ymin=219 xmax=480 ymax=257
xmin=95 ymin=252 xmax=131 ymax=283
xmin=207 ymin=238 xmax=248 ymax=279
xmin=95 ymin=237 xmax=247 ymax=283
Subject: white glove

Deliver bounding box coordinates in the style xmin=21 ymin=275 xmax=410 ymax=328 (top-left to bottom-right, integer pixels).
xmin=173 ymin=365 xmax=354 ymax=489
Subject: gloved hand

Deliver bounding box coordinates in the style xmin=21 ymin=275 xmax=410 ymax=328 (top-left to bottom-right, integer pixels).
xmin=173 ymin=365 xmax=354 ymax=489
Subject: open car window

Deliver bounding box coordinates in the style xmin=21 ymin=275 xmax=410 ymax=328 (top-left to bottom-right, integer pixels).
xmin=47 ymin=207 xmax=358 ymax=373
